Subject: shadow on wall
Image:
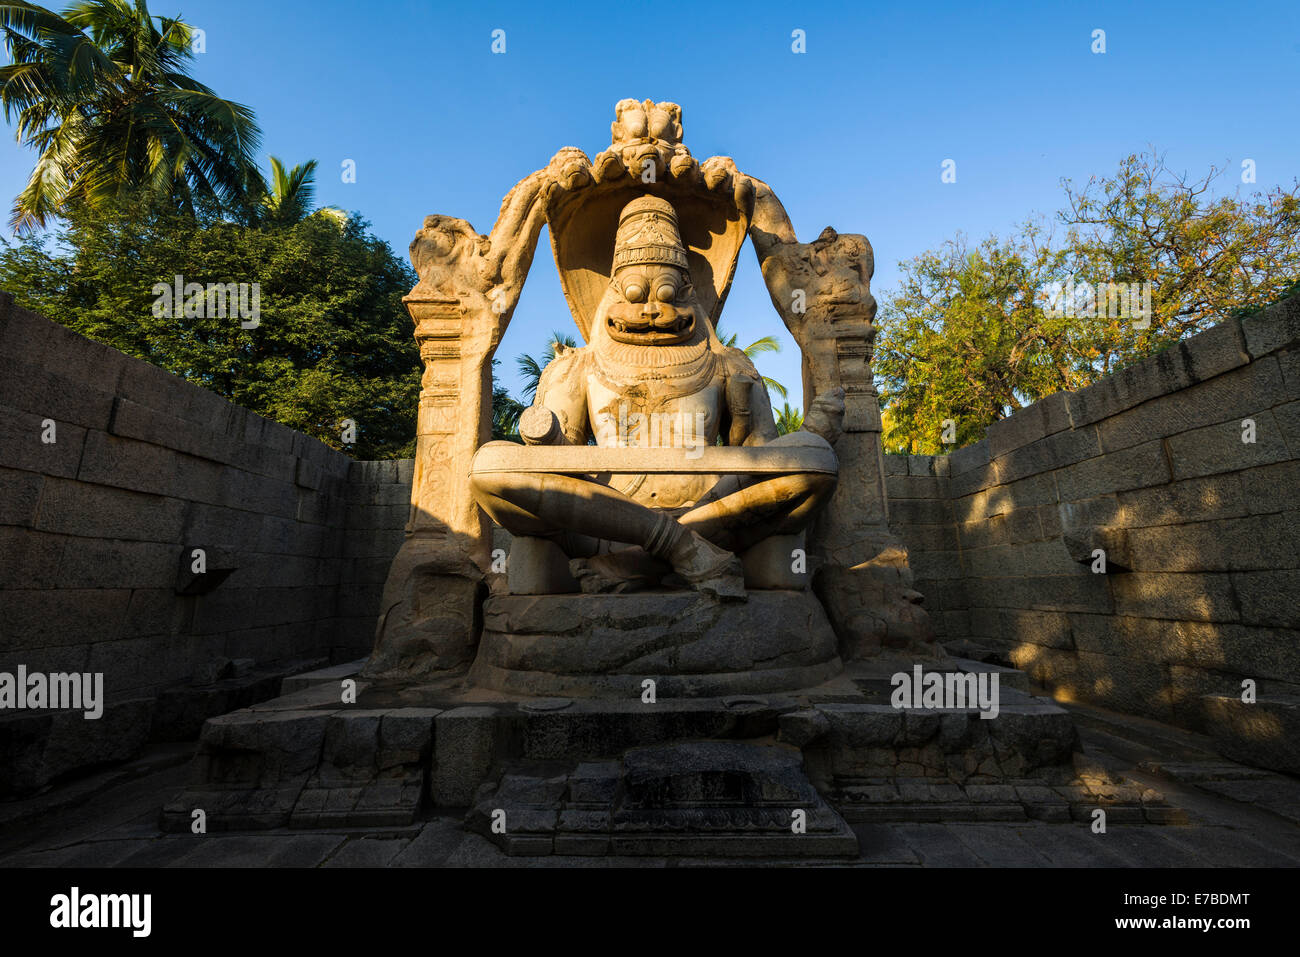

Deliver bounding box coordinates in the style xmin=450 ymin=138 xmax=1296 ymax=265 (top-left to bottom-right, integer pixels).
xmin=884 ymin=291 xmax=1300 ymax=775
xmin=0 ymin=293 xmax=411 ymax=795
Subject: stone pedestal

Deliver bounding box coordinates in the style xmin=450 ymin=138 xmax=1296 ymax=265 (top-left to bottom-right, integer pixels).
xmin=739 ymin=532 xmax=807 ymax=589
xmin=466 ymin=741 xmax=859 ymax=857
xmin=469 ymin=591 xmax=842 ymax=698
xmin=506 ymin=535 xmax=580 ymax=595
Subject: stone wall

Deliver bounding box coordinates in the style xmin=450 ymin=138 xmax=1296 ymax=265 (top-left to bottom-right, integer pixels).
xmin=7 ymin=286 xmax=1298 ymax=789
xmin=283 ymin=296 xmax=1300 ymax=773
xmin=336 ymin=459 xmax=413 ymax=655
xmin=885 ymin=292 xmax=1300 ymax=772
xmin=0 ymin=295 xmax=388 ymax=792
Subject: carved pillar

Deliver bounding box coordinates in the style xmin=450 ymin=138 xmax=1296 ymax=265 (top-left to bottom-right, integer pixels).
xmin=363 ymin=296 xmax=496 ymax=680
xmin=748 ymin=193 xmax=938 ymax=659
xmin=362 ymin=159 xmax=550 ymax=681
xmin=804 ymin=312 xmax=938 ymax=660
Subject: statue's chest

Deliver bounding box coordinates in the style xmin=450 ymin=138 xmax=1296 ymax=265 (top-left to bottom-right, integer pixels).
xmin=586 ymin=376 xmax=722 ymax=449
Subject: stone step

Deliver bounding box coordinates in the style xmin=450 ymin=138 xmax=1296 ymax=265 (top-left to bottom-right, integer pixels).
xmin=949 ymin=656 xmax=1032 ymax=693
xmin=465 ymin=741 xmax=859 ymax=858
xmin=280 ymin=659 xmax=367 ymax=695
xmin=827 ymin=777 xmax=1187 ymax=825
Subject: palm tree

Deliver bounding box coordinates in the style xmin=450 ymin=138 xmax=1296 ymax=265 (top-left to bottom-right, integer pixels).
xmin=0 ymin=0 xmax=262 ymax=232
xmin=490 ymin=359 xmax=524 ymax=440
xmin=714 ymin=321 xmax=789 ymax=401
xmin=516 ymin=330 xmax=579 ymax=402
xmin=774 ymin=402 xmax=803 ymax=435
xmin=255 ymin=156 xmax=345 ymax=226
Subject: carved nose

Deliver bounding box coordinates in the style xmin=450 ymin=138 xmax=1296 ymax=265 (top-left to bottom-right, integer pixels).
xmin=641 ymin=300 xmax=658 ymax=318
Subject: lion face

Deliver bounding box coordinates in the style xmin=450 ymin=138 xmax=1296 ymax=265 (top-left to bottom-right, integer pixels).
xmin=601 ymin=262 xmax=701 ymax=346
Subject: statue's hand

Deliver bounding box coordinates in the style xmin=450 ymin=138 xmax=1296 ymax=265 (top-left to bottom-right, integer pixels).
xmin=519 ymin=405 xmax=563 ymax=446
xmin=725 ymin=373 xmax=755 ymax=414
xmin=725 ymin=373 xmax=755 ymax=447
xmin=802 ymin=388 xmax=846 ymax=445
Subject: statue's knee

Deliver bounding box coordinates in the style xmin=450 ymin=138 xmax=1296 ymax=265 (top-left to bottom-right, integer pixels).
xmin=807 ymin=472 xmax=837 ymax=500
xmin=470 ymin=469 xmax=511 ymax=502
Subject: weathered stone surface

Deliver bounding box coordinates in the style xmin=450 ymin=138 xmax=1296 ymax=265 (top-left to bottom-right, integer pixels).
xmin=467 ymin=741 xmax=858 ymax=857
xmin=987 ymin=391 xmax=1073 ymax=459
xmin=0 ymin=300 xmax=396 ymax=785
xmin=1241 ymin=289 xmax=1300 ymax=358
xmin=1056 ymin=440 xmax=1170 ymax=502
xmin=1166 ymin=412 xmax=1290 ymax=480
xmin=434 ymin=707 xmax=499 ymax=806
xmin=160 ymin=708 xmax=334 ymax=831
xmin=472 ymin=590 xmax=841 ymax=697
xmin=948 ymin=439 xmax=990 ymax=476
xmin=0 ymin=699 xmax=153 ymax=797
xmin=1203 ymin=694 xmax=1300 ymax=774
xmin=1067 ymin=343 xmax=1194 ymax=428
xmin=1180 ymin=317 xmax=1251 ymax=382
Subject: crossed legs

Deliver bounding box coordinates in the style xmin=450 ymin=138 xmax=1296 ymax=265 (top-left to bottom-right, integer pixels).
xmin=470 ymin=464 xmax=835 ymax=598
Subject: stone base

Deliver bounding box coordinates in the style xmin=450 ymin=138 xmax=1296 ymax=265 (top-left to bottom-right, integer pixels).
xmin=162 ymin=658 xmax=1182 ymax=842
xmin=465 ymin=742 xmax=858 ymax=857
xmin=161 ymin=708 xmax=436 ymax=832
xmin=469 ymin=590 xmax=843 ymax=698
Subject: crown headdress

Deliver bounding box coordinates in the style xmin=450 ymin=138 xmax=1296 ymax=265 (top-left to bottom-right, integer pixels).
xmin=612 ymin=196 xmax=690 ymax=271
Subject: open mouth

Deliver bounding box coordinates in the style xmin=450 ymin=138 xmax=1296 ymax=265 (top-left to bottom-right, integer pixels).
xmin=606 ymin=312 xmax=694 ymax=345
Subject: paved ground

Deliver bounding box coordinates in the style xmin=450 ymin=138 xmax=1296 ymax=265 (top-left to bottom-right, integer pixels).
xmin=2 ymin=701 xmax=1298 ymax=867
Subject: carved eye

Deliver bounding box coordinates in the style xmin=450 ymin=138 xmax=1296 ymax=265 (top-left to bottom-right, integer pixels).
xmin=655 ymin=282 xmax=676 ymax=302
xmin=623 ymin=282 xmax=646 ymax=303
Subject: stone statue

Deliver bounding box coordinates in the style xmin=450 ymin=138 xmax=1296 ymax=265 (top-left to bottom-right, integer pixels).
xmin=469 ymin=195 xmax=842 ymax=600
xmin=366 ymin=97 xmax=934 ymax=685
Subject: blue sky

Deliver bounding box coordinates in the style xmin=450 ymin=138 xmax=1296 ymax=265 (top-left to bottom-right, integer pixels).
xmin=2 ymin=0 xmax=1297 ymax=407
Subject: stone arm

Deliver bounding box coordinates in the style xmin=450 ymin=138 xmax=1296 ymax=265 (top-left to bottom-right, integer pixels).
xmin=407 ymin=149 xmax=592 ymax=346
xmin=721 ymin=350 xmax=779 ymax=447
xmin=522 ymin=348 xmax=590 ymax=446
xmin=483 ymin=151 xmax=589 ymax=306
xmin=746 ymin=174 xmax=827 ymax=358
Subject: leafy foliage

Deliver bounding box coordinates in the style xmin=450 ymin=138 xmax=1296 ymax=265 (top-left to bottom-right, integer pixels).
xmin=715 ymin=321 xmax=788 ymax=401
xmin=0 ymin=0 xmax=263 ymax=232
xmin=490 ymin=359 xmax=524 ymax=441
xmin=774 ymin=402 xmax=803 ymax=435
xmin=876 ymin=151 xmax=1300 ymax=453
xmin=516 ymin=329 xmax=578 ymax=402
xmin=0 ymin=195 xmax=421 ymax=458
xmin=246 ymin=156 xmax=345 ymax=227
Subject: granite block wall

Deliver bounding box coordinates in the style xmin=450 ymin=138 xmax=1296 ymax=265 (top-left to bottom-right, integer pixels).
xmin=0 ymin=295 xmax=389 ymax=792
xmin=5 ymin=286 xmax=1298 ymax=790
xmin=885 ymin=292 xmax=1300 ymax=772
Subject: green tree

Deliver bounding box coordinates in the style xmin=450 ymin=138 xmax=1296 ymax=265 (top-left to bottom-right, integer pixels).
xmin=0 ymin=196 xmax=420 ymax=458
xmin=250 ymin=156 xmax=345 ymax=227
xmin=490 ymin=358 xmax=524 ymax=441
xmin=876 ymin=151 xmax=1300 ymax=454
xmin=714 ymin=321 xmax=788 ymax=401
xmin=774 ymin=402 xmax=803 ymax=435
xmin=516 ymin=329 xmax=578 ymax=402
xmin=0 ymin=0 xmax=262 ymax=231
